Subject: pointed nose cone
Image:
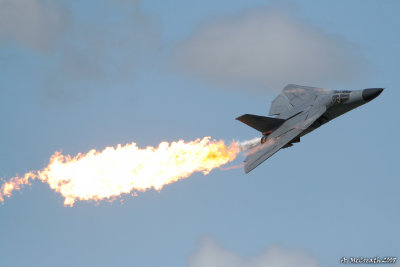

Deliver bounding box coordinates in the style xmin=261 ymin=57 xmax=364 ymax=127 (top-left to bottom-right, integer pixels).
xmin=362 ymin=88 xmax=384 ymax=102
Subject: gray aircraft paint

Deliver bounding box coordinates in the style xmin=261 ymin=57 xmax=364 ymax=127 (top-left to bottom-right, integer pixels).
xmin=237 ymin=84 xmax=383 ymax=173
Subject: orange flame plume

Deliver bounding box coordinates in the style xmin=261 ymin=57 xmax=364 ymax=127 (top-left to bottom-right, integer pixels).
xmin=0 ymin=137 xmax=240 ymax=206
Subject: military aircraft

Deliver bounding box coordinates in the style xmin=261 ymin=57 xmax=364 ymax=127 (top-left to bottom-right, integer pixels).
xmin=236 ymin=84 xmax=383 ymax=173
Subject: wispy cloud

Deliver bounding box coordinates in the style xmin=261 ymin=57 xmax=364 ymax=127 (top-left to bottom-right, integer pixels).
xmin=173 ymin=7 xmax=367 ymax=92
xmin=0 ymin=0 xmax=161 ymax=102
xmin=44 ymin=1 xmax=161 ymax=101
xmin=0 ymin=0 xmax=69 ymax=50
xmin=188 ymin=237 xmax=320 ymax=267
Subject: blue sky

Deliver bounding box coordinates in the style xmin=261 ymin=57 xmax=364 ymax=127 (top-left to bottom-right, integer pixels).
xmin=0 ymin=0 xmax=399 ymax=266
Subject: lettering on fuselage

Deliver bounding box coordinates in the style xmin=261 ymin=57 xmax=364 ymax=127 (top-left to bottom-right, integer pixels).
xmin=332 ymin=90 xmax=351 ymax=104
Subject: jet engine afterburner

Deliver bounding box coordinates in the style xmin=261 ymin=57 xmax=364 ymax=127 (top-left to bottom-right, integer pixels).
xmin=261 ymin=135 xmax=268 ymax=144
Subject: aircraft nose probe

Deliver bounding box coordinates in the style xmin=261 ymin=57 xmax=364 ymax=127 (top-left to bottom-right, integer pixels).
xmin=362 ymin=88 xmax=384 ymax=102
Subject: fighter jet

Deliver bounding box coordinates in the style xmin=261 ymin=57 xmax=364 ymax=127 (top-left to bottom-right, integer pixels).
xmin=236 ymin=84 xmax=383 ymax=173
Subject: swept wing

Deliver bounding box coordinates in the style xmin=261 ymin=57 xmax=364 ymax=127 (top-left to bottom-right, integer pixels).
xmin=244 ymin=105 xmax=326 ymax=173
xmin=269 ymin=84 xmax=330 ymax=118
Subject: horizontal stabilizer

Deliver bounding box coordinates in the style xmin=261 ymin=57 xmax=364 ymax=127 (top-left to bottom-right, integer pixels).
xmin=243 ymin=104 xmax=326 ymax=173
xmin=236 ymin=114 xmax=285 ymax=133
